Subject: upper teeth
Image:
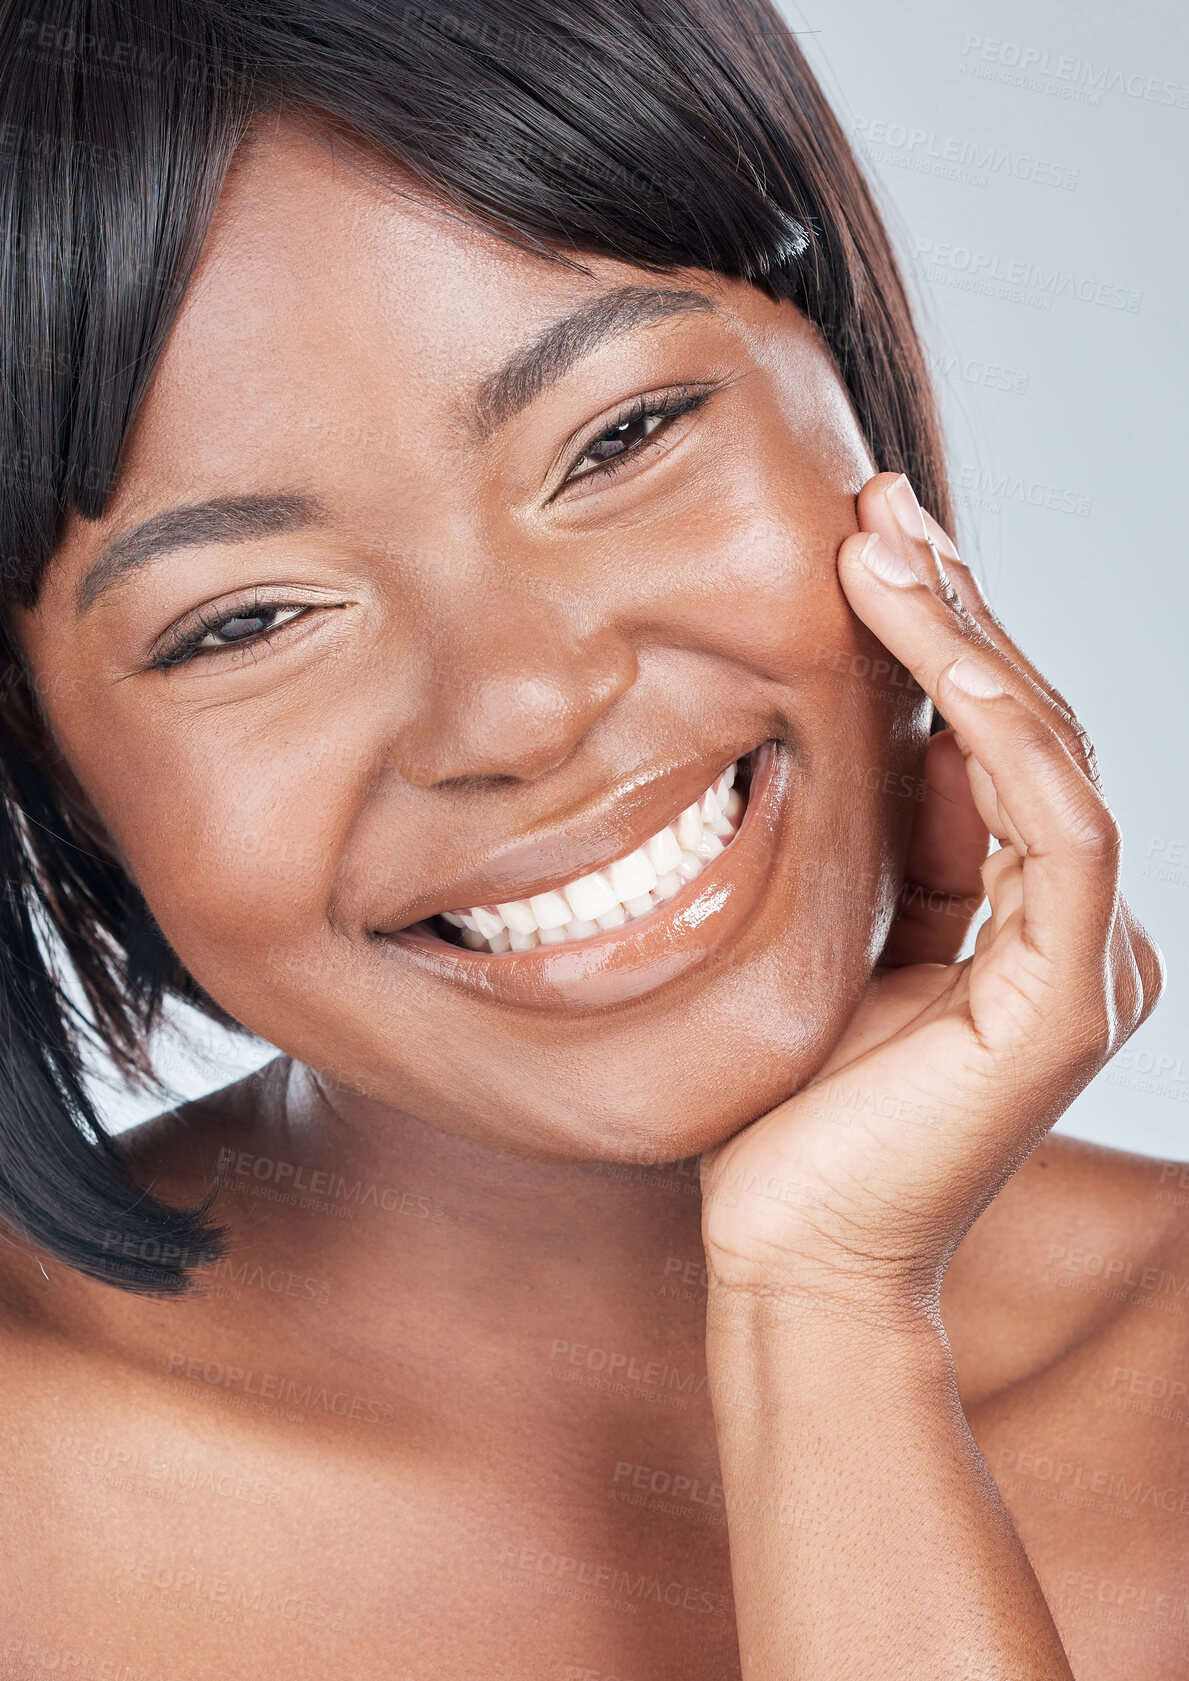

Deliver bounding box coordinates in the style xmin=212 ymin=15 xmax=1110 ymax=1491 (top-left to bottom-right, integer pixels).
xmin=439 ymin=762 xmax=745 ymax=952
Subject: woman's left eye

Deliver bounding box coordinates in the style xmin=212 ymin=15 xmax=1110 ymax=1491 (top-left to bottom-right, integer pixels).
xmin=562 ymin=390 xmax=710 ymax=487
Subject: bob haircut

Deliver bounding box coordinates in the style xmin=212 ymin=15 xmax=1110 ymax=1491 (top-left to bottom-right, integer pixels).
xmin=0 ymin=0 xmax=951 ymax=1294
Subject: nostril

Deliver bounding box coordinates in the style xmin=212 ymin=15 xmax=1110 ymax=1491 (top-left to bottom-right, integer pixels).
xmin=429 ymin=772 xmax=524 ymax=793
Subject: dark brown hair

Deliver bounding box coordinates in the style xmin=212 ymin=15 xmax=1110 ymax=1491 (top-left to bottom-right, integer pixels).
xmin=0 ymin=0 xmax=950 ymax=1292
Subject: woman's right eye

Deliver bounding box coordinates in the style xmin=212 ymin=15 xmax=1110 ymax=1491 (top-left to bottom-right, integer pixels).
xmin=152 ymin=601 xmax=312 ymax=670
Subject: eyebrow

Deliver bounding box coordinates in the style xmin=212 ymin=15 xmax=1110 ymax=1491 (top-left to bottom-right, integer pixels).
xmin=75 ymin=285 xmax=719 ymax=616
xmin=75 ymin=493 xmax=327 ymax=616
xmin=467 ymin=284 xmax=720 ymax=439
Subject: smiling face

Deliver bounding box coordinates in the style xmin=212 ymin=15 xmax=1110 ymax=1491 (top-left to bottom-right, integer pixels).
xmin=10 ymin=120 xmax=929 ymax=1163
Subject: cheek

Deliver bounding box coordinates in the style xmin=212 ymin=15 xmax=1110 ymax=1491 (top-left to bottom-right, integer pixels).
xmin=62 ymin=696 xmax=358 ymax=986
xmin=608 ymin=442 xmax=863 ymax=689
xmin=620 ymin=472 xmax=921 ymax=793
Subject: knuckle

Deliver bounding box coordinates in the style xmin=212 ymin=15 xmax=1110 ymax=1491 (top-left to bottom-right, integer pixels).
xmin=1132 ymin=928 xmax=1168 ymax=1024
xmin=1087 ymin=1004 xmax=1115 ymax=1059
xmin=1138 ymin=970 xmax=1166 ymax=1026
xmin=1081 ymin=997 xmax=1117 ymax=1061
xmin=1068 ymin=721 xmax=1101 ymax=782
xmin=1101 ymin=915 xmax=1160 ymax=1048
xmin=943 ymin=556 xmax=978 ymax=594
xmin=1011 ymin=711 xmax=1065 ymax=772
xmin=1045 ymin=679 xmax=1079 ymax=721
xmin=938 ymin=573 xmax=969 ymax=619
xmin=1062 ymin=797 xmax=1121 ymax=866
xmin=1054 ymin=999 xmax=1115 ymax=1076
xmin=1038 ymin=693 xmax=1101 ymax=785
xmin=1110 ymin=951 xmax=1144 ymax=1038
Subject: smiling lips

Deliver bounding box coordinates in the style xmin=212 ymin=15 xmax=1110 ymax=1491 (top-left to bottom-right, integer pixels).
xmin=433 ymin=760 xmax=747 ymax=954
xmin=386 ymin=741 xmax=781 ymax=1010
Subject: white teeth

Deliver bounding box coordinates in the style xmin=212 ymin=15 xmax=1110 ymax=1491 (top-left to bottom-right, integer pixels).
xmin=608 ymin=847 xmax=657 ymax=901
xmin=701 ymin=787 xmax=734 ymax=837
xmin=645 ymin=826 xmax=683 ymax=874
xmin=528 ymin=889 xmax=572 ymax=930
xmin=563 ymin=871 xmax=619 ymax=922
xmin=441 ymin=754 xmax=751 ymax=952
xmin=469 ymin=905 xmax=506 ymax=939
xmin=497 ymin=899 xmax=539 ymax=934
xmin=676 ymin=803 xmax=703 ymax=851
xmin=675 ymin=849 xmax=703 ymax=882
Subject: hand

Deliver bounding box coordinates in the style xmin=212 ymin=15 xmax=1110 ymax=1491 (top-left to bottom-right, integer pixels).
xmin=700 ymin=470 xmax=1164 ymax=1315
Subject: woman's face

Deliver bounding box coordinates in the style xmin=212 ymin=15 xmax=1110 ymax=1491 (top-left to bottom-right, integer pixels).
xmin=12 ymin=121 xmax=928 ymax=1162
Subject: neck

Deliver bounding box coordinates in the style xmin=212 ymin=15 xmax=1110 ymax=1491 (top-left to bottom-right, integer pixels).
xmin=205 ymin=1057 xmax=712 ymax=1395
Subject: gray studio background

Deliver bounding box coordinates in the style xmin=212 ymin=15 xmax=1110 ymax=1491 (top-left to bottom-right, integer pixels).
xmin=90 ymin=0 xmax=1189 ymax=1161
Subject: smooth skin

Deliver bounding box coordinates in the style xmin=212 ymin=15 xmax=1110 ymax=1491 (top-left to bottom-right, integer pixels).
xmin=0 ymin=119 xmax=1181 ymax=1679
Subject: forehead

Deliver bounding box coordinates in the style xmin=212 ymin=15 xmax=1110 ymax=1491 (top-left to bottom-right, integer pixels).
xmin=110 ymin=122 xmax=715 ymax=515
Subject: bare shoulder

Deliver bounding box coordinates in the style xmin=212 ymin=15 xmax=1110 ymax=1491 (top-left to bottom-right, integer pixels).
xmin=942 ymin=1130 xmax=1189 ymax=1404
xmin=944 ymin=1135 xmax=1189 ymax=1678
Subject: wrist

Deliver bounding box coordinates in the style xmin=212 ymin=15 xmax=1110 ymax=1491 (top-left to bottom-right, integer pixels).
xmin=702 ymin=1239 xmax=944 ymax=1329
xmin=704 ymin=1284 xmax=957 ymax=1431
xmin=704 ymin=1269 xmax=947 ymax=1351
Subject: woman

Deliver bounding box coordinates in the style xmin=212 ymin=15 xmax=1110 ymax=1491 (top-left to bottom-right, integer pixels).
xmin=0 ymin=0 xmax=1175 ymax=1675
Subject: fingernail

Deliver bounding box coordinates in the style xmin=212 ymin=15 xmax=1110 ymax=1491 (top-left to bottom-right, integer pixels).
xmin=886 ymin=474 xmax=929 ymax=543
xmin=945 ymin=657 xmax=1005 ymax=698
xmin=859 ymin=532 xmax=917 ymax=586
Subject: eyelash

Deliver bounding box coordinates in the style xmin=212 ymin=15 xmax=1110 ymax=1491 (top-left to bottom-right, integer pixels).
xmin=149 ymin=592 xmax=311 ymax=671
xmin=152 ymin=386 xmax=714 ymax=670
xmin=559 ymin=384 xmax=712 ymax=490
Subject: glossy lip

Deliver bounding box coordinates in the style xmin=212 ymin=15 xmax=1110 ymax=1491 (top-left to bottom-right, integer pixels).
xmin=377 ymin=739 xmax=786 ymax=1012
xmin=375 ymin=742 xmax=756 ymax=933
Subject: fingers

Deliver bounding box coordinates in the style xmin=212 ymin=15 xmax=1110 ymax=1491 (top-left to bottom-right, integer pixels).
xmin=845 ymin=469 xmax=1163 ymax=1059
xmin=853 ymin=473 xmax=1101 ymax=786
xmin=919 ymin=508 xmax=1103 ymax=789
xmin=881 ymin=729 xmax=989 ymax=969
xmin=838 ymin=530 xmax=1123 ymax=1056
xmin=981 ymin=843 xmax=1023 ymax=943
xmin=1109 ymin=901 xmax=1166 ymax=1036
xmin=935 ymin=663 xmax=1122 ymax=1051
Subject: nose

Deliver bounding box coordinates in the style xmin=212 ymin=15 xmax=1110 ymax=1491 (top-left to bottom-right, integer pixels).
xmin=393 ymin=591 xmax=638 ymax=788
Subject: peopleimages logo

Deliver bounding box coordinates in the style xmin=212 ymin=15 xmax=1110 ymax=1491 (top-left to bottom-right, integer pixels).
xmin=954 ymin=465 xmax=1092 ymax=519
xmin=928 ymin=350 xmax=1029 ymax=397
xmin=854 ymin=116 xmax=1079 ymax=191
xmin=915 ymin=239 xmax=1142 ymax=314
xmin=215 ymin=1147 xmax=446 ymax=1221
xmin=959 ymin=33 xmax=1189 ymax=109
xmin=165 ymin=1351 xmax=396 ymax=1425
